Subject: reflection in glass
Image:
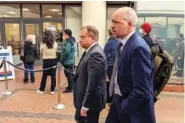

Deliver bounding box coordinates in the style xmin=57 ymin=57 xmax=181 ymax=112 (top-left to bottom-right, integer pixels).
xmin=42 ymin=5 xmax=62 ymax=19
xmin=25 ymin=24 xmax=40 ymax=44
xmin=43 ymin=22 xmax=62 ymax=41
xmin=0 ymin=4 xmax=20 ymax=18
xmin=5 ymin=23 xmax=20 ymax=55
xmin=22 ymin=4 xmax=40 ymax=18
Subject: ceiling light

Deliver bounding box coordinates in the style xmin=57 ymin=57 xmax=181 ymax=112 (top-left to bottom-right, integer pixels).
xmin=44 ymin=16 xmax=52 ymax=18
xmin=8 ymin=11 xmax=16 ymax=14
xmin=49 ymin=9 xmax=60 ymax=12
xmin=58 ymin=13 xmax=62 ymax=15
xmin=23 ymin=8 xmax=30 ymax=11
xmin=4 ymin=15 xmax=10 ymax=17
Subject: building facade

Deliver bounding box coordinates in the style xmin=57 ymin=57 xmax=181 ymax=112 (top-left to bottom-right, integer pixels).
xmin=0 ymin=1 xmax=184 ymax=65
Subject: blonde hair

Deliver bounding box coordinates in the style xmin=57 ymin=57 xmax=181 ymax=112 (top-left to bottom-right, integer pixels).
xmin=25 ymin=35 xmax=32 ymax=42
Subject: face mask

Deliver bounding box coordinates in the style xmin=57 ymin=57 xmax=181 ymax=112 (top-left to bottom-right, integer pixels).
xmin=139 ymin=29 xmax=143 ymax=35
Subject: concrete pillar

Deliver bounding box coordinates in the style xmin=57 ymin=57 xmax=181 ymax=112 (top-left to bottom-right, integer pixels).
xmin=82 ymin=1 xmax=106 ymax=48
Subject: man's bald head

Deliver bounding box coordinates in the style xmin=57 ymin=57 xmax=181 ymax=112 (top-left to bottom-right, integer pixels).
xmin=113 ymin=7 xmax=137 ymax=27
xmin=111 ymin=7 xmax=138 ymax=39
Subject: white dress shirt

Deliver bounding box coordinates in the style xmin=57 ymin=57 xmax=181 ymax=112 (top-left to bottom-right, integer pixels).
xmin=114 ymin=31 xmax=135 ymax=96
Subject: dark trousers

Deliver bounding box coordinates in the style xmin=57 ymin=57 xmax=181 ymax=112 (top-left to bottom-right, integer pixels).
xmin=107 ymin=66 xmax=113 ymax=80
xmin=64 ymin=64 xmax=74 ymax=90
xmin=24 ymin=62 xmax=34 ymax=79
xmin=105 ymin=94 xmax=130 ymax=123
xmin=39 ymin=59 xmax=57 ymax=92
xmin=75 ymin=109 xmax=100 ymax=123
xmin=176 ymin=58 xmax=184 ymax=77
xmin=107 ymin=66 xmax=113 ymax=103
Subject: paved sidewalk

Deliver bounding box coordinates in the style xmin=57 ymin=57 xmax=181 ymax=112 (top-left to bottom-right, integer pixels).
xmin=0 ymin=65 xmax=184 ymax=123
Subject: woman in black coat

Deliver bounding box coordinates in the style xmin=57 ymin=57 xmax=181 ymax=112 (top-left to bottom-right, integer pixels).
xmin=21 ymin=36 xmax=37 ymax=83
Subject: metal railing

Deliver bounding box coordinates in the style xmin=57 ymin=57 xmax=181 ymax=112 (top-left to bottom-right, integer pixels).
xmin=0 ymin=59 xmax=72 ymax=110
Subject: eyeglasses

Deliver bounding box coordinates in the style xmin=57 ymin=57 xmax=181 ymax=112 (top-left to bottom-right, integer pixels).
xmin=79 ymin=35 xmax=94 ymax=40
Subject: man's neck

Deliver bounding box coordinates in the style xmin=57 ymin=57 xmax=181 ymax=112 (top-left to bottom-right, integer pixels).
xmin=85 ymin=42 xmax=98 ymax=52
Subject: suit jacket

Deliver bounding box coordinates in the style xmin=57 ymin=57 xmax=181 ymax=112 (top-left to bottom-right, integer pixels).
xmin=118 ymin=33 xmax=156 ymax=123
xmin=73 ymin=43 xmax=107 ymax=111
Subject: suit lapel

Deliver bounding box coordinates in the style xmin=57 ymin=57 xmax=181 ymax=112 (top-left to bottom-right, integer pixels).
xmin=118 ymin=33 xmax=136 ymax=67
xmin=74 ymin=44 xmax=99 ymax=78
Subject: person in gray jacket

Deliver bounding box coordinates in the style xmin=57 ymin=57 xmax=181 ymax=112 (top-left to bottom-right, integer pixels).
xmin=73 ymin=25 xmax=107 ymax=123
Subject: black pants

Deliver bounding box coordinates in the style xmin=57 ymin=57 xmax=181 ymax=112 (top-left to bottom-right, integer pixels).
xmin=107 ymin=66 xmax=113 ymax=80
xmin=75 ymin=109 xmax=100 ymax=123
xmin=107 ymin=66 xmax=113 ymax=103
xmin=64 ymin=64 xmax=74 ymax=90
xmin=39 ymin=59 xmax=57 ymax=92
xmin=105 ymin=94 xmax=130 ymax=123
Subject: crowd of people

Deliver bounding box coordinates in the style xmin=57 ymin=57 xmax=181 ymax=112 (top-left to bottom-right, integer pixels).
xmin=19 ymin=6 xmax=184 ymax=123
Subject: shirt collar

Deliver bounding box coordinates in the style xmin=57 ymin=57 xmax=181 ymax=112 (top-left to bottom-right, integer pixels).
xmin=85 ymin=42 xmax=98 ymax=53
xmin=120 ymin=31 xmax=135 ymax=45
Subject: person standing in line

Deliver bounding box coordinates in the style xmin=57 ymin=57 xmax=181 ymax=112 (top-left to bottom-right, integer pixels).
xmin=73 ymin=25 xmax=107 ymax=123
xmin=21 ymin=36 xmax=37 ymax=84
xmin=37 ymin=30 xmax=58 ymax=95
xmin=61 ymin=29 xmax=75 ymax=93
xmin=106 ymin=7 xmax=156 ymax=123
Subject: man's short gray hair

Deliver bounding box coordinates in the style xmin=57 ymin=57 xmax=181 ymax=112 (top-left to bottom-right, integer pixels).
xmin=123 ymin=7 xmax=138 ymax=27
xmin=81 ymin=25 xmax=99 ymax=41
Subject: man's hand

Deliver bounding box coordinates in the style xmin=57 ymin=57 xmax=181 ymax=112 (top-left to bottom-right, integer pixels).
xmin=80 ymin=108 xmax=88 ymax=117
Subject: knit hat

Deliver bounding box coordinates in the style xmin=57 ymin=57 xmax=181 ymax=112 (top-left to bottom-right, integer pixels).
xmin=141 ymin=23 xmax=152 ymax=34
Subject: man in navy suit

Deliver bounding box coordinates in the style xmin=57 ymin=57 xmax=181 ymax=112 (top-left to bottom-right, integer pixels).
xmin=105 ymin=7 xmax=156 ymax=123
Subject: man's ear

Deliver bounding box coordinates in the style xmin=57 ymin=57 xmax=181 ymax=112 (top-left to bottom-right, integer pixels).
xmin=128 ymin=21 xmax=133 ymax=27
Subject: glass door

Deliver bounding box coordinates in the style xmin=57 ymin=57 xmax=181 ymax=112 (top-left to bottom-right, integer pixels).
xmin=43 ymin=22 xmax=63 ymax=42
xmin=3 ymin=23 xmax=20 ymax=55
xmin=23 ymin=23 xmax=42 ymax=60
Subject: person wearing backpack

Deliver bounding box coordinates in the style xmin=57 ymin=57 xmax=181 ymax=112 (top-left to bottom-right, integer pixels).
xmin=61 ymin=29 xmax=75 ymax=93
xmin=139 ymin=22 xmax=153 ymax=48
xmin=21 ymin=36 xmax=37 ymax=83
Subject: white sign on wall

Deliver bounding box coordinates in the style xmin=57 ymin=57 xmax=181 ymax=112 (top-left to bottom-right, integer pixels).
xmin=0 ymin=48 xmax=15 ymax=80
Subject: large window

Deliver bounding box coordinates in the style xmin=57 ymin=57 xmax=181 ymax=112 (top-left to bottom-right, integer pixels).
xmin=5 ymin=23 xmax=20 ymax=55
xmin=42 ymin=5 xmax=62 ymax=19
xmin=65 ymin=5 xmax=82 ymax=65
xmin=145 ymin=17 xmax=167 ymax=41
xmin=0 ymin=4 xmax=20 ymax=18
xmin=22 ymin=4 xmax=40 ymax=18
xmin=167 ymin=18 xmax=184 ymax=39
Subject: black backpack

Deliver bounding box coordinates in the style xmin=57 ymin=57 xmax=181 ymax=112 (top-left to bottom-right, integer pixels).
xmin=151 ymin=43 xmax=174 ymax=102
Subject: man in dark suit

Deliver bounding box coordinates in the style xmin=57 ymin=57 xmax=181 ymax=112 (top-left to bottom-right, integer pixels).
xmin=105 ymin=7 xmax=156 ymax=123
xmin=73 ymin=25 xmax=107 ymax=123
